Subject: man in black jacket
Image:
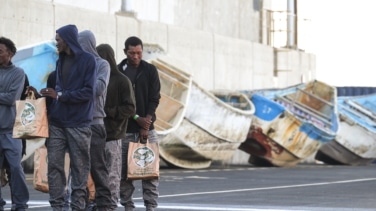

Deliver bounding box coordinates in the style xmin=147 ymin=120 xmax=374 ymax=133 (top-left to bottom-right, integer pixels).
xmin=117 ymin=36 xmax=161 ymax=211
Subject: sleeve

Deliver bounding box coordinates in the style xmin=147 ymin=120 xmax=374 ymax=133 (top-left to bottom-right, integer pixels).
xmin=95 ymin=61 xmax=110 ymax=97
xmin=20 ymin=74 xmax=30 ymax=100
xmin=105 ymin=76 xmax=136 ymax=120
xmin=147 ymin=65 xmax=161 ymax=118
xmin=0 ymin=69 xmax=25 ymax=106
xmin=58 ymin=56 xmax=97 ymax=103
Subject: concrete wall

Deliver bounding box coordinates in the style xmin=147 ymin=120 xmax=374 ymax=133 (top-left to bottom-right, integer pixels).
xmin=1 ymin=0 xmax=316 ymax=166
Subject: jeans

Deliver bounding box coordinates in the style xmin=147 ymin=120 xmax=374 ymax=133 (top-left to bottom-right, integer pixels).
xmin=47 ymin=125 xmax=91 ymax=210
xmin=105 ymin=139 xmax=122 ymax=210
xmin=0 ymin=134 xmax=29 ymax=210
xmin=120 ymin=130 xmax=159 ymax=209
xmin=89 ymin=124 xmax=114 ymax=209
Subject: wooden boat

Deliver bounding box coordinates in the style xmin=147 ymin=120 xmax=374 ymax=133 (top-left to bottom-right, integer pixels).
xmin=148 ymin=56 xmax=209 ymax=168
xmin=316 ymin=91 xmax=376 ymax=165
xmin=240 ymin=80 xmax=339 ymax=167
xmin=211 ymin=90 xmax=255 ymax=111
xmin=12 ymin=41 xmax=58 ymax=162
xmin=167 ymin=82 xmax=255 ymax=169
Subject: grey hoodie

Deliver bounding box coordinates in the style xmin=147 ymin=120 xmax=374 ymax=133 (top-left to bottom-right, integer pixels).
xmin=0 ymin=64 xmax=25 ymax=134
xmin=78 ymin=30 xmax=110 ymax=125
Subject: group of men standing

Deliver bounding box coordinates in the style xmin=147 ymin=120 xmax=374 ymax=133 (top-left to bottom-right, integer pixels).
xmin=0 ymin=24 xmax=161 ymax=211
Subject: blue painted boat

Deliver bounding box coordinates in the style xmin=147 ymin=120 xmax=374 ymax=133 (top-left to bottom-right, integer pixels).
xmin=12 ymin=41 xmax=58 ymax=161
xmin=316 ymin=91 xmax=376 ymax=165
xmin=240 ymin=80 xmax=339 ymax=167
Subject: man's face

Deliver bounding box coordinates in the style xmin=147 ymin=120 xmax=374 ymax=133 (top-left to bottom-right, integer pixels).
xmin=55 ymin=33 xmax=68 ymax=53
xmin=125 ymin=45 xmax=142 ymax=67
xmin=0 ymin=44 xmax=12 ymax=67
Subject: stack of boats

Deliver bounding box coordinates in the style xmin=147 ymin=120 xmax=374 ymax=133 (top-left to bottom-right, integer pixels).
xmin=239 ymin=80 xmax=339 ymax=167
xmin=14 ymin=40 xmax=376 ymax=168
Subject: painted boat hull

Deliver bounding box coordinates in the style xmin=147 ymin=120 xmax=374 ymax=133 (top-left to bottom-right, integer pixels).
xmin=182 ymin=83 xmax=254 ymax=161
xmin=12 ymin=41 xmax=58 ymax=162
xmin=149 ymin=57 xmax=212 ymax=169
xmin=316 ymin=93 xmax=376 ymax=165
xmin=241 ymin=80 xmax=338 ymax=167
xmin=157 ymin=79 xmax=254 ymax=169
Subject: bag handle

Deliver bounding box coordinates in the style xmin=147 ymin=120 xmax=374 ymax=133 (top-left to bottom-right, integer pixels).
xmin=26 ymin=91 xmax=36 ymax=100
xmin=139 ymin=137 xmax=148 ymax=144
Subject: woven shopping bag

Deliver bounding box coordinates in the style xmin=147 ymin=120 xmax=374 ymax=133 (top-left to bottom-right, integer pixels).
xmin=127 ymin=139 xmax=160 ymax=180
xmin=13 ymin=92 xmax=48 ymax=139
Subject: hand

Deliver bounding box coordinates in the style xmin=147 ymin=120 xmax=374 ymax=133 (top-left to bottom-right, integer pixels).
xmin=136 ymin=115 xmax=152 ymax=130
xmin=25 ymin=86 xmax=41 ymax=98
xmin=40 ymin=88 xmax=57 ymax=99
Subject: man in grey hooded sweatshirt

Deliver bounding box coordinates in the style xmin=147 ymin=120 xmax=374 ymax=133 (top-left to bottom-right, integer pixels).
xmin=78 ymin=30 xmax=114 ymax=210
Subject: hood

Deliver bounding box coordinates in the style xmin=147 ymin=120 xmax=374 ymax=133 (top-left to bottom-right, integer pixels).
xmin=96 ymin=44 xmax=118 ymax=74
xmin=78 ymin=30 xmax=100 ymax=58
xmin=56 ymin=24 xmax=83 ymax=56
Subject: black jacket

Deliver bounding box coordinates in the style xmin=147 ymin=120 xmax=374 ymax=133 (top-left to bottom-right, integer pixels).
xmin=117 ymin=59 xmax=161 ymax=133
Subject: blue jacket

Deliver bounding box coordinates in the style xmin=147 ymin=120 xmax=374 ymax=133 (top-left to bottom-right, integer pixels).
xmin=49 ymin=24 xmax=96 ymax=127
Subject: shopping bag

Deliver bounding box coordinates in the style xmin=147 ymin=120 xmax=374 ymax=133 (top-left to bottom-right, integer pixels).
xmin=127 ymin=140 xmax=160 ymax=180
xmin=13 ymin=92 xmax=49 ymax=139
xmin=87 ymin=172 xmax=96 ymax=201
xmin=33 ymin=145 xmax=49 ymax=193
xmin=33 ymin=145 xmax=70 ymax=193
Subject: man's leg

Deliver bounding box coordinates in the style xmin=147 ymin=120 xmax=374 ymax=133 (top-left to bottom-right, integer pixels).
xmin=105 ymin=139 xmax=122 ymax=210
xmin=142 ymin=130 xmax=159 ymax=210
xmin=47 ymin=126 xmax=69 ymax=210
xmin=120 ymin=135 xmax=137 ymax=210
xmin=89 ymin=124 xmax=113 ymax=209
xmin=65 ymin=127 xmax=91 ymax=211
xmin=2 ymin=134 xmax=29 ymax=210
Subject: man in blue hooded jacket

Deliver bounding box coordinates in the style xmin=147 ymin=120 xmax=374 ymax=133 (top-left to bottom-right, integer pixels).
xmin=40 ymin=24 xmax=96 ymax=211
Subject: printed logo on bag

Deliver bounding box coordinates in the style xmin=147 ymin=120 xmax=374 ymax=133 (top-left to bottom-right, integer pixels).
xmin=21 ymin=102 xmax=36 ymax=126
xmin=132 ymin=146 xmax=155 ymax=168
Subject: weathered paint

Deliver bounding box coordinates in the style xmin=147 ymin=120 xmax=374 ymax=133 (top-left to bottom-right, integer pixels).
xmin=153 ymin=58 xmax=255 ymax=169
xmin=241 ymin=80 xmax=338 ymax=167
xmin=317 ymin=93 xmax=376 ymax=165
xmin=158 ymin=131 xmax=212 ymax=169
xmin=316 ymin=139 xmax=375 ymax=166
xmin=185 ymin=82 xmax=255 ymax=143
xmin=150 ymin=56 xmax=192 ymax=136
xmin=159 ymin=81 xmax=254 ymax=168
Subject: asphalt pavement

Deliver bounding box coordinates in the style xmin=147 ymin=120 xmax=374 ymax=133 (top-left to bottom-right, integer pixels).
xmin=1 ymin=163 xmax=376 ymax=211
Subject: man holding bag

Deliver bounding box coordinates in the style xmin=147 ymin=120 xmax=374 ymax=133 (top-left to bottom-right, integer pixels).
xmin=0 ymin=36 xmax=29 ymax=211
xmin=117 ymin=36 xmax=161 ymax=211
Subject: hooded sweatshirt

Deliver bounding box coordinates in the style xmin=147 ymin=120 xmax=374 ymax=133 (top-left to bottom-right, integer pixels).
xmin=49 ymin=24 xmax=96 ymax=127
xmin=117 ymin=58 xmax=160 ymax=133
xmin=0 ymin=63 xmax=25 ymax=134
xmin=78 ymin=30 xmax=110 ymax=125
xmin=97 ymin=44 xmax=136 ymax=140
